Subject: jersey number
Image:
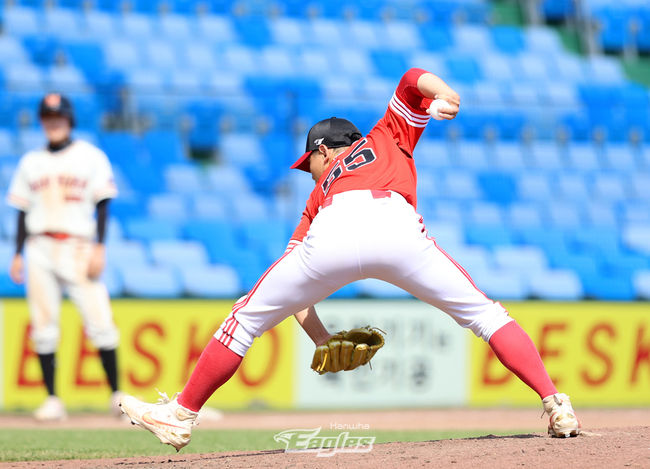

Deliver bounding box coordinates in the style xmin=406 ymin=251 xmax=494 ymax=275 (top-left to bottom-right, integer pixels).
xmin=321 ymin=140 xmax=376 ymax=194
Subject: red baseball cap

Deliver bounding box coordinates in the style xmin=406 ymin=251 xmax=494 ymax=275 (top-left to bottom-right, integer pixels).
xmin=291 ymin=117 xmax=363 ymax=172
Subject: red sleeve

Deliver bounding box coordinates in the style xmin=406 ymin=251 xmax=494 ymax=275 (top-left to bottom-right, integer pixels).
xmin=382 ymin=67 xmax=434 ymax=155
xmin=290 ymin=212 xmax=312 ymax=243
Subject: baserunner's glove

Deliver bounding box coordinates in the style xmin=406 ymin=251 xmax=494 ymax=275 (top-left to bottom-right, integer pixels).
xmin=311 ymin=326 xmax=385 ymax=374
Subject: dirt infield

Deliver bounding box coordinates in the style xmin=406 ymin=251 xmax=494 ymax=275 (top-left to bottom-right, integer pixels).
xmin=1 ymin=409 xmax=649 ymax=468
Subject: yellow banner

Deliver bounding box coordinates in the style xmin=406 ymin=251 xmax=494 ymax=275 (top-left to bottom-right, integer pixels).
xmin=469 ymin=302 xmax=650 ymax=406
xmin=2 ymin=299 xmax=295 ymax=410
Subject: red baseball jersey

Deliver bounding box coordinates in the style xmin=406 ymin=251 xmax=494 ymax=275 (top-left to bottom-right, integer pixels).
xmin=290 ymin=68 xmax=433 ymax=242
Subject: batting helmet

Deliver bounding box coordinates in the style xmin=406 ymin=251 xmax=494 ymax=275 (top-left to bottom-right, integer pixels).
xmin=38 ymin=93 xmax=75 ymax=127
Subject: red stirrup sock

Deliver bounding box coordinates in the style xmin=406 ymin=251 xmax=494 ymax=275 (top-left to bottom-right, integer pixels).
xmin=488 ymin=321 xmax=558 ymax=399
xmin=177 ymin=338 xmax=243 ymax=412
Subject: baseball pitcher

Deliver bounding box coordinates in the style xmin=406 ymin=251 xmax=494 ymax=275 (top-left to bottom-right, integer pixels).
xmin=120 ymin=68 xmax=580 ymax=449
xmin=7 ymin=93 xmax=122 ymax=420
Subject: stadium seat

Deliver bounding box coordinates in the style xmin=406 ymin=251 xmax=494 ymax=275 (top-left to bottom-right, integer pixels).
xmin=471 ymin=269 xmax=530 ymax=300
xmin=149 ymin=240 xmax=210 ymax=269
xmin=191 ymin=193 xmax=230 ymax=220
xmin=121 ymin=265 xmax=183 ymax=298
xmin=621 ymin=224 xmax=650 ymax=255
xmin=582 ymin=274 xmax=635 ymax=300
xmin=101 ymin=266 xmax=123 ymax=297
xmin=633 ymin=270 xmax=650 ymax=299
xmin=529 ymin=269 xmax=583 ymax=300
xmin=147 ymin=193 xmax=189 ymax=221
xmin=493 ymin=246 xmax=548 ymax=274
xmin=441 ymin=245 xmax=492 ymax=276
xmin=179 ymin=264 xmax=242 ymax=298
xmin=124 ymin=218 xmax=181 ymax=242
xmin=105 ymin=240 xmax=149 ymax=270
xmin=3 ymin=6 xmax=41 ymax=36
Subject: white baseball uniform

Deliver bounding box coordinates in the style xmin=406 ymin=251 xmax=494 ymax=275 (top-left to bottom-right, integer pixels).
xmin=7 ymin=139 xmax=119 ymax=354
xmin=215 ymin=68 xmax=513 ymax=357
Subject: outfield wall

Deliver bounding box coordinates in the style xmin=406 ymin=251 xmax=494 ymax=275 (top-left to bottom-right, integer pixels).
xmin=1 ymin=299 xmax=648 ymax=410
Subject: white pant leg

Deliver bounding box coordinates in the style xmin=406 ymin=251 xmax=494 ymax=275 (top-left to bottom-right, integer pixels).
xmin=357 ymin=195 xmax=512 ymax=342
xmin=215 ymin=197 xmax=368 ymax=356
xmin=25 ymin=237 xmax=63 ymax=354
xmin=58 ymin=239 xmax=119 ymax=351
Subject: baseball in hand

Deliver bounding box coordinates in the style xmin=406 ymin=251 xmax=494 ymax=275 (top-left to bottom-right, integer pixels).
xmin=428 ymin=98 xmax=452 ymax=120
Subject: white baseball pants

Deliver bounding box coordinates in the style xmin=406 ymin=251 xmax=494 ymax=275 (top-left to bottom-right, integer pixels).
xmin=25 ymin=235 xmax=119 ymax=354
xmin=216 ymin=190 xmax=512 ymax=356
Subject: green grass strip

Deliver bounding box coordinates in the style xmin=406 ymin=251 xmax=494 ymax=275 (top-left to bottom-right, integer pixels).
xmin=0 ymin=428 xmax=533 ymax=462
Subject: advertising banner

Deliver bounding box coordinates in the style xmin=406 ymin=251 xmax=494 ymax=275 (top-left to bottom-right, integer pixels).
xmin=469 ymin=302 xmax=650 ymax=406
xmin=1 ymin=299 xmax=295 ymax=410
xmin=296 ymin=300 xmax=468 ymax=408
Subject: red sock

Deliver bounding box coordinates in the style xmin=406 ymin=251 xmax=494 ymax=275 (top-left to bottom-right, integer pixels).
xmin=488 ymin=321 xmax=558 ymax=399
xmin=177 ymin=338 xmax=243 ymax=412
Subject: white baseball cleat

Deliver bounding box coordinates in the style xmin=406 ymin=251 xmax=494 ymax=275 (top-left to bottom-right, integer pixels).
xmin=110 ymin=391 xmax=126 ymax=418
xmin=119 ymin=391 xmax=198 ymax=451
xmin=34 ymin=396 xmax=67 ymax=421
xmin=543 ymin=393 xmax=581 ymax=438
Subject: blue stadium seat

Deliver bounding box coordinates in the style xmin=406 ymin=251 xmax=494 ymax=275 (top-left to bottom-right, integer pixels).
xmin=47 ymin=65 xmax=88 ymax=92
xmin=104 ymin=40 xmax=142 ymax=71
xmin=438 ymin=169 xmax=481 ymax=200
xmin=3 ymin=6 xmax=40 ymax=36
xmin=516 ymin=53 xmax=548 ymax=82
xmin=218 ymin=133 xmax=264 ymax=167
xmin=477 ymin=171 xmax=517 ymax=204
xmin=143 ymin=40 xmax=177 ymax=71
xmin=101 ymin=266 xmax=123 ymax=297
xmin=584 ymin=201 xmax=617 ymax=227
xmin=231 ymin=194 xmax=272 ymax=221
xmin=556 ymin=172 xmax=589 ymax=200
xmin=622 ymin=224 xmax=650 ymax=255
xmin=150 ymin=240 xmax=209 ymax=268
xmin=4 ymin=64 xmax=45 ymax=90
xmin=633 ymin=270 xmax=650 ymax=299
xmin=525 ymin=26 xmax=564 ymax=54
xmin=453 ymin=25 xmax=492 ymax=53
xmin=43 ymin=7 xmax=81 ymax=37
xmin=582 ymin=274 xmax=635 ymax=300
xmin=268 ymin=17 xmax=304 ymax=45
xmin=371 ymin=50 xmax=409 ymax=79
xmin=493 ymin=245 xmax=548 ymax=274
xmin=124 ymin=218 xmax=181 ymax=242
xmin=491 ymin=142 xmax=527 ymax=169
xmin=0 ymin=37 xmax=30 ymax=64
xmin=472 ymin=269 xmax=529 ymax=300
xmin=465 ymin=225 xmax=515 ymax=248
xmin=592 ymin=172 xmax=628 ymax=201
xmin=119 ymin=12 xmax=155 ymax=39
xmin=158 ymin=13 xmax=193 ymax=40
xmin=83 ymin=10 xmax=117 ymax=37
xmin=163 ymin=165 xmax=205 ymax=194
xmin=507 ymin=203 xmax=543 ymax=228
xmin=541 ymin=0 xmax=575 ymax=22
xmin=546 ymin=203 xmax=584 ymax=228
xmin=467 ymin=202 xmax=504 ymax=226
xmin=529 ymin=269 xmax=583 ymax=300
xmin=631 ymin=173 xmax=650 ymax=199
xmin=357 ymin=278 xmax=412 ymax=299
xmin=445 ymin=56 xmax=482 ymax=83
xmin=385 ymin=21 xmax=423 ymax=50
xmin=147 ymin=193 xmax=189 ymax=221
xmin=456 ymin=141 xmax=489 ymax=169
xmin=121 ymin=265 xmax=183 ymax=298
xmin=191 ymin=193 xmax=230 ymax=220
xmin=205 ymin=166 xmax=251 ymax=196
xmin=602 ymin=143 xmax=638 ymax=171
xmin=179 ymin=264 xmax=242 ymax=298
xmin=105 ymin=240 xmax=149 ymax=270
xmin=196 ymin=14 xmax=238 ymax=43
xmin=0 ymin=271 xmax=25 ymax=297
xmin=517 ymin=171 xmax=553 ymax=201
xmin=184 ymin=220 xmax=239 ymax=260
xmin=491 ymin=26 xmax=525 ymax=54
xmin=442 ymin=245 xmax=492 ymax=276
